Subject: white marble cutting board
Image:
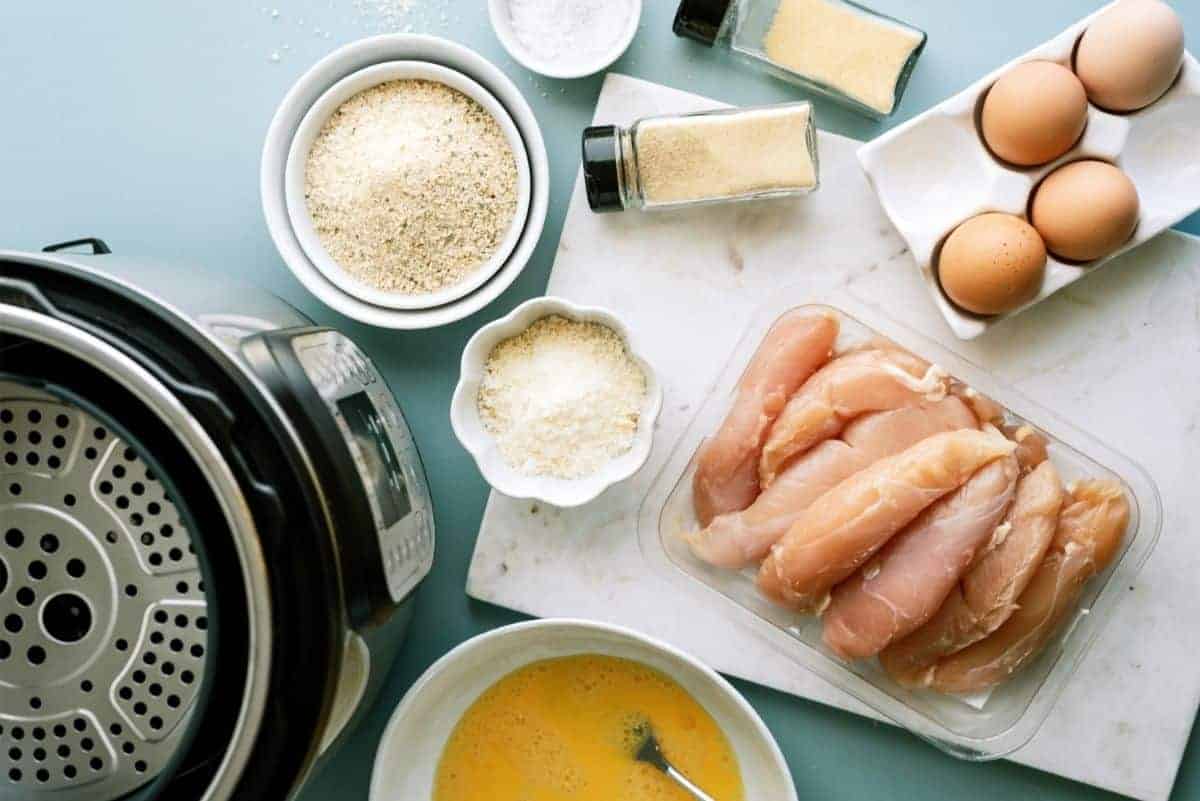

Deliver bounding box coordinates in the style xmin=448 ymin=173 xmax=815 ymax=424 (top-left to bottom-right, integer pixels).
xmin=466 ymin=73 xmax=1200 ymax=801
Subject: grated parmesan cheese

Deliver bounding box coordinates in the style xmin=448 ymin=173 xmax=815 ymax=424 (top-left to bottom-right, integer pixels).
xmin=477 ymin=315 xmax=647 ymax=480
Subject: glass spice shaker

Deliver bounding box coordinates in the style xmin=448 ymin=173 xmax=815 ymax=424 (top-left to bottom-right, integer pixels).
xmin=581 ymin=102 xmax=819 ymax=214
xmin=673 ymin=0 xmax=927 ymax=119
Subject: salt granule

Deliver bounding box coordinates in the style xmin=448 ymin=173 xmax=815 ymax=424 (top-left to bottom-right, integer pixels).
xmin=507 ymin=0 xmax=631 ymax=67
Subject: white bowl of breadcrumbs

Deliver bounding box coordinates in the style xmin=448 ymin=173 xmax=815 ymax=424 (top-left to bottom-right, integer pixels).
xmin=451 ymin=296 xmax=662 ymax=508
xmin=285 ymin=60 xmax=531 ymax=310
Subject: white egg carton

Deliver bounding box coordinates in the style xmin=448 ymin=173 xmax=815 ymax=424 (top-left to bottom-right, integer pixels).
xmin=857 ymin=2 xmax=1200 ymax=340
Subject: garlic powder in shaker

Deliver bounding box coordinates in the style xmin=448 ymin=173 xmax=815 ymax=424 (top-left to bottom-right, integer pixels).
xmin=581 ymin=102 xmax=818 ymax=213
xmin=673 ymin=0 xmax=926 ymax=118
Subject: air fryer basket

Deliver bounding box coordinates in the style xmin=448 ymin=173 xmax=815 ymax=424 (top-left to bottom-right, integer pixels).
xmin=0 ymin=381 xmax=209 ymax=799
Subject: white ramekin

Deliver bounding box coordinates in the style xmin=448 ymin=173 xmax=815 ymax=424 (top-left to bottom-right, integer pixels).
xmin=369 ymin=618 xmax=798 ymax=801
xmin=487 ymin=0 xmax=642 ymax=80
xmin=450 ymin=296 xmax=662 ymax=508
xmin=261 ymin=34 xmax=549 ymax=330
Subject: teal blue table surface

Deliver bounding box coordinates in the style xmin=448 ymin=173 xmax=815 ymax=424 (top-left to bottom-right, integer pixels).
xmin=2 ymin=1 xmax=1197 ymax=799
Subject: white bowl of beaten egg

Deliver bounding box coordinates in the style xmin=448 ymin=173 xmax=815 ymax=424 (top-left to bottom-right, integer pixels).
xmin=369 ymin=619 xmax=797 ymax=801
xmin=451 ymin=296 xmax=662 ymax=507
xmin=285 ymin=60 xmax=532 ymax=310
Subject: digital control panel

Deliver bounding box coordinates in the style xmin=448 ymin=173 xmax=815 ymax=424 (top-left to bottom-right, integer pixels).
xmin=290 ymin=331 xmax=434 ymax=605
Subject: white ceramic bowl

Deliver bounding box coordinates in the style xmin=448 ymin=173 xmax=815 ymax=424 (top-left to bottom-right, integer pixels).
xmin=284 ymin=61 xmax=532 ymax=310
xmin=487 ymin=0 xmax=642 ymax=79
xmin=450 ymin=296 xmax=662 ymax=508
xmin=261 ymin=34 xmax=549 ymax=329
xmin=368 ymin=619 xmax=798 ymax=801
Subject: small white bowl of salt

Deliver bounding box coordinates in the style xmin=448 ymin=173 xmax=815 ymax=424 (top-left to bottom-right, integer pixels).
xmin=488 ymin=0 xmax=642 ymax=79
xmin=451 ymin=296 xmax=662 ymax=508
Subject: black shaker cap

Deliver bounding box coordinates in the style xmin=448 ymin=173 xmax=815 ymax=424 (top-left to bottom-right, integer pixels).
xmin=673 ymin=0 xmax=733 ymax=46
xmin=581 ymin=125 xmax=624 ymax=213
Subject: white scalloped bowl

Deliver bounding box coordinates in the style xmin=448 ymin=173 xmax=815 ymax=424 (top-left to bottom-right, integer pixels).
xmin=450 ymin=296 xmax=662 ymax=508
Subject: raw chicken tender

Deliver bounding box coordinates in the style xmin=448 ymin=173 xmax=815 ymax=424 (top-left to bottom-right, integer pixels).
xmin=690 ymin=440 xmax=857 ymax=570
xmin=842 ymin=397 xmax=977 ymax=454
xmin=758 ymin=348 xmax=951 ymax=487
xmin=692 ymin=312 xmax=838 ymax=526
xmin=823 ymin=453 xmax=1019 ymax=659
xmin=925 ymin=480 xmax=1128 ymax=693
xmin=949 ymin=387 xmax=1051 ymax=471
xmin=953 ymin=386 xmax=1004 ymax=427
xmin=963 ymin=462 xmax=1064 ymax=633
xmin=757 ymin=429 xmax=1017 ymax=612
xmin=685 ymin=398 xmax=977 ymax=569
xmin=1001 ymin=423 xmax=1050 ymax=472
xmin=880 ymin=461 xmax=1065 ymax=687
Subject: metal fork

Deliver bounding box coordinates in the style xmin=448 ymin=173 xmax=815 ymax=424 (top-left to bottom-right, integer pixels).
xmin=633 ymin=722 xmax=718 ymax=801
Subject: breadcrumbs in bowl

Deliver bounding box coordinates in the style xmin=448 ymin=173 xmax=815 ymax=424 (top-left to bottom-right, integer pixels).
xmin=285 ymin=60 xmax=532 ymax=311
xmin=451 ymin=297 xmax=663 ymax=508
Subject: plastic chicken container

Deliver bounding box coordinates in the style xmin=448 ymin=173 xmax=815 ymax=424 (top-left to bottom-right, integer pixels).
xmin=636 ymin=292 xmax=1161 ymax=759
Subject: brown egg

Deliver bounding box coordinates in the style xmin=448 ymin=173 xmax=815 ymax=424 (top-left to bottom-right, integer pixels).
xmin=1075 ymin=0 xmax=1185 ymax=112
xmin=938 ymin=213 xmax=1047 ymax=316
xmin=981 ymin=61 xmax=1088 ymax=166
xmin=1030 ymin=161 xmax=1139 ymax=262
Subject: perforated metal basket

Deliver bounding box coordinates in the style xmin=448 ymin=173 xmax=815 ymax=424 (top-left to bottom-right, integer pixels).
xmin=0 ymin=381 xmax=208 ymax=800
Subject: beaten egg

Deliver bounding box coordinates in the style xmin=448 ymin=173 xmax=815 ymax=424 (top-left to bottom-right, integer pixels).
xmin=981 ymin=61 xmax=1088 ymax=167
xmin=1031 ymin=160 xmax=1139 ymax=262
xmin=1075 ymin=0 xmax=1185 ymax=112
xmin=937 ymin=213 xmax=1047 ymax=316
xmin=433 ymin=654 xmax=744 ymax=801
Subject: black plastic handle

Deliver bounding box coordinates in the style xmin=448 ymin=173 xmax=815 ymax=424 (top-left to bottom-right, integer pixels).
xmin=42 ymin=237 xmax=112 ymax=255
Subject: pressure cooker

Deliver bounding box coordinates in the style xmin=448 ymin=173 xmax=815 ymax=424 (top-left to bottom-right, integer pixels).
xmin=0 ymin=239 xmax=435 ymax=800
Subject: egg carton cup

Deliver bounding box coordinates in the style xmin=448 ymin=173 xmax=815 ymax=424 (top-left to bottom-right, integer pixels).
xmin=857 ymin=2 xmax=1200 ymax=340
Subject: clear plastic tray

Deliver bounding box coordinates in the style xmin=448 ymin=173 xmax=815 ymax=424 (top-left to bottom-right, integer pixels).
xmin=636 ymin=291 xmax=1162 ymax=760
